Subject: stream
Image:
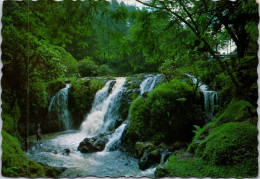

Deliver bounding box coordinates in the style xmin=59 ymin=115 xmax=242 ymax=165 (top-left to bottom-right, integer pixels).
xmin=26 ymin=74 xmax=216 ymax=177
xmin=27 ymin=130 xmax=155 ymax=177
xmin=26 ymin=76 xmax=161 ymax=177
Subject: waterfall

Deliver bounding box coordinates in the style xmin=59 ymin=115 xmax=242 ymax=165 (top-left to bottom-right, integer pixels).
xmin=104 ymin=123 xmax=127 ymax=152
xmin=48 ymin=84 xmax=72 ymax=130
xmin=204 ymin=91 xmax=218 ymax=122
xmin=140 ymin=74 xmax=163 ymax=95
xmin=187 ymin=74 xmax=218 ymax=122
xmin=80 ymin=77 xmax=126 ymax=137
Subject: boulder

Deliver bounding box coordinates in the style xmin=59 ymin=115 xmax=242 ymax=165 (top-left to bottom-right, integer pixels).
xmin=138 ymin=149 xmax=161 ymax=170
xmin=155 ymin=165 xmax=169 ymax=177
xmin=64 ymin=148 xmax=70 ymax=155
xmin=108 ymin=80 xmax=116 ymax=94
xmin=77 ymin=133 xmax=111 ymax=153
xmin=135 ymin=141 xmax=158 ymax=158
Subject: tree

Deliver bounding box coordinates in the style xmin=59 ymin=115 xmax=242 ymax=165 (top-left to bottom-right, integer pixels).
xmin=135 ymin=0 xmax=258 ymax=93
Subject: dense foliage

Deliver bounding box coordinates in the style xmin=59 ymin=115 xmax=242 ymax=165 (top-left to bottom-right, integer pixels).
xmin=1 ymin=0 xmax=258 ymax=177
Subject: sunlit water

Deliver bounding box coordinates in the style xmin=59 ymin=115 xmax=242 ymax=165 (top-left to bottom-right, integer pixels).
xmin=27 ymin=130 xmax=155 ymax=177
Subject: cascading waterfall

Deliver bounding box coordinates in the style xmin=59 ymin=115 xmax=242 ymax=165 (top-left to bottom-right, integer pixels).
xmin=140 ymin=74 xmax=162 ymax=95
xmin=104 ymin=123 xmax=127 ymax=152
xmin=80 ymin=77 xmax=126 ymax=137
xmin=204 ymin=91 xmax=218 ymax=121
xmin=48 ymin=84 xmax=72 ymax=130
xmin=187 ymin=74 xmax=218 ymax=122
xmin=27 ymin=76 xmax=160 ymax=177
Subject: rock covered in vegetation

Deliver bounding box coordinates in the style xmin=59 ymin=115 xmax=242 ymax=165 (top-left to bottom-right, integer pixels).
xmin=138 ymin=149 xmax=161 ymax=170
xmin=123 ymin=79 xmax=204 ymax=146
xmin=215 ymin=99 xmax=255 ymax=125
xmin=135 ymin=142 xmax=158 ymax=158
xmin=196 ymin=122 xmax=257 ymax=166
xmin=157 ymin=122 xmax=258 ymax=178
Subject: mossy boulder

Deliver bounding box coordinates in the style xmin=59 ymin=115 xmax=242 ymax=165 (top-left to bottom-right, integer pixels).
xmin=138 ymin=149 xmax=161 ymax=170
xmin=124 ymin=79 xmax=204 ymax=145
xmin=188 ymin=99 xmax=256 ymax=153
xmin=156 ymin=146 xmax=257 ymax=178
xmin=196 ymin=122 xmax=258 ymax=166
xmin=135 ymin=141 xmax=159 ymax=158
xmin=216 ymin=100 xmax=255 ymax=125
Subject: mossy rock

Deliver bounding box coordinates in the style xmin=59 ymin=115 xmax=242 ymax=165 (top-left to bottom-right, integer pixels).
xmin=216 ymin=100 xmax=255 ymax=125
xmin=188 ymin=99 xmax=256 ymax=153
xmin=125 ymin=79 xmax=204 ymax=145
xmin=157 ymin=147 xmax=258 ymax=178
xmin=196 ymin=122 xmax=257 ymax=167
xmin=135 ymin=141 xmax=158 ymax=158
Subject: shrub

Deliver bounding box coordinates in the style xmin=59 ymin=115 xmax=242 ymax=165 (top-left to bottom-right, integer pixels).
xmin=77 ymin=57 xmax=98 ymax=77
xmin=126 ymin=79 xmax=204 ymax=145
xmin=97 ymin=64 xmax=113 ymax=76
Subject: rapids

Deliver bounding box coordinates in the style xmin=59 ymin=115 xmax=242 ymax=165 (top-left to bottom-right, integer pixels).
xmin=27 ymin=77 xmax=158 ymax=177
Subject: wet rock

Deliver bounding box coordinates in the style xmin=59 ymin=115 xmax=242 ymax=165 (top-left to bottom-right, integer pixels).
xmin=108 ymin=80 xmax=116 ymax=94
xmin=159 ymin=141 xmax=188 ymax=152
xmin=64 ymin=148 xmax=70 ymax=155
xmin=160 ymin=149 xmax=172 ymax=164
xmin=135 ymin=141 xmax=158 ymax=158
xmin=138 ymin=149 xmax=161 ymax=170
xmin=155 ymin=165 xmax=169 ymax=177
xmin=77 ymin=133 xmax=111 ymax=153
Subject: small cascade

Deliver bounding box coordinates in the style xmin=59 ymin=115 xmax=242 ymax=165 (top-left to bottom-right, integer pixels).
xmin=48 ymin=84 xmax=72 ymax=130
xmin=204 ymin=91 xmax=218 ymax=122
xmin=140 ymin=74 xmax=163 ymax=95
xmin=80 ymin=77 xmax=126 ymax=137
xmin=104 ymin=123 xmax=127 ymax=152
xmin=187 ymin=74 xmax=218 ymax=122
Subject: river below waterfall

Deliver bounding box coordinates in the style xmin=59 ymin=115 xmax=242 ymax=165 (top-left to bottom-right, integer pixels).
xmin=27 ymin=130 xmax=155 ymax=177
xmin=26 ymin=76 xmax=162 ymax=177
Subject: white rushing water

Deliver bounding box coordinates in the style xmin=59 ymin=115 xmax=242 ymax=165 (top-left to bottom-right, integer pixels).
xmin=187 ymin=74 xmax=218 ymax=122
xmin=48 ymin=84 xmax=72 ymax=130
xmin=104 ymin=123 xmax=127 ymax=152
xmin=27 ymin=77 xmax=157 ymax=177
xmin=140 ymin=74 xmax=162 ymax=95
xmin=80 ymin=77 xmax=126 ymax=137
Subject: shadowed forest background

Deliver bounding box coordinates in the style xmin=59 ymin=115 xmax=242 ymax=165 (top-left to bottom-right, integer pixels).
xmin=1 ymin=0 xmax=259 ymax=177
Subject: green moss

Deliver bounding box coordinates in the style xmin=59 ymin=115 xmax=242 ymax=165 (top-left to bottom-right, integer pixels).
xmin=126 ymin=79 xmax=204 ymax=145
xmin=160 ymin=151 xmax=257 ymax=178
xmin=2 ymin=130 xmax=62 ymax=177
xmin=196 ymin=122 xmax=257 ymax=166
xmin=2 ymin=101 xmax=20 ymax=136
xmin=46 ymin=78 xmax=65 ymax=96
xmin=187 ymin=121 xmax=217 ymax=152
xmin=216 ymin=100 xmax=254 ymax=125
xmin=188 ymin=99 xmax=256 ymax=152
xmin=2 ymin=130 xmax=45 ymax=177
